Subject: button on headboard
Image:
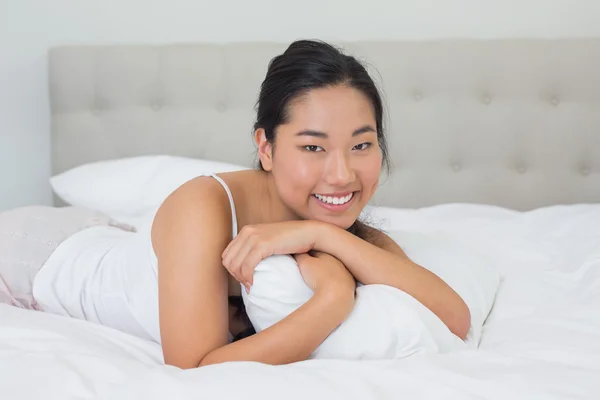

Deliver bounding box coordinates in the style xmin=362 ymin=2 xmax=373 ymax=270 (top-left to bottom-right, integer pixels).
xmin=49 ymin=40 xmax=600 ymax=210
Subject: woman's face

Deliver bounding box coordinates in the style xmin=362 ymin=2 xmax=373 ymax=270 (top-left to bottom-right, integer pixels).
xmin=258 ymin=85 xmax=383 ymax=229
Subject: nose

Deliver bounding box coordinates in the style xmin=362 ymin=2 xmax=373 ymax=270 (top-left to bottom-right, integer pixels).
xmin=324 ymin=151 xmax=355 ymax=187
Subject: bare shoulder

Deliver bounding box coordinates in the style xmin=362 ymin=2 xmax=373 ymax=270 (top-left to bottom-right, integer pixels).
xmin=151 ymin=176 xmax=234 ymax=255
xmin=157 ymin=175 xmax=230 ymax=212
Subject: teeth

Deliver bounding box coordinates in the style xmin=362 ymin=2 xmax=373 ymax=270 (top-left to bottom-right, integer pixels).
xmin=314 ymin=192 xmax=354 ymax=205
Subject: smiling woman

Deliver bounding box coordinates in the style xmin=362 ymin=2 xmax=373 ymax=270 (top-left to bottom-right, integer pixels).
xmin=20 ymin=39 xmax=470 ymax=370
xmin=254 ymin=84 xmax=383 ymax=229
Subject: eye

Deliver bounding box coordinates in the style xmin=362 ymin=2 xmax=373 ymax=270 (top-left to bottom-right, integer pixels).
xmin=353 ymin=142 xmax=372 ymax=151
xmin=304 ymin=145 xmax=324 ymax=152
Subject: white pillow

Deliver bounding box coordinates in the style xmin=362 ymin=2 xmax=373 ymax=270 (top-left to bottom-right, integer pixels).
xmin=50 ymin=155 xmax=248 ymax=228
xmin=241 ymin=230 xmax=501 ymax=360
xmin=388 ymin=230 xmax=501 ymax=346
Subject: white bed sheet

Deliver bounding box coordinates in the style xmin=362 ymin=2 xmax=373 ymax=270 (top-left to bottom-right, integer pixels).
xmin=1 ymin=203 xmax=599 ymax=400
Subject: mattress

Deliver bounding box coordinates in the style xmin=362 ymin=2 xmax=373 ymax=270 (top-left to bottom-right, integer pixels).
xmin=1 ymin=203 xmax=599 ymax=400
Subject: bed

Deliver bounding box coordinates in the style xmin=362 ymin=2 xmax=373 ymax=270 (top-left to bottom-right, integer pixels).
xmin=2 ymin=39 xmax=600 ymax=399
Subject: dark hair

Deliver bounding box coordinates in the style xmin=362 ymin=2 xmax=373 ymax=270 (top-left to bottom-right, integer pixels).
xmin=253 ymin=39 xmax=390 ymax=172
xmin=231 ymin=40 xmax=391 ymax=342
xmin=228 ymin=296 xmax=256 ymax=342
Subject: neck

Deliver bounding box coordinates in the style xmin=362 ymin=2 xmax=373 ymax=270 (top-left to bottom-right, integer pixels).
xmin=254 ymin=170 xmax=298 ymax=225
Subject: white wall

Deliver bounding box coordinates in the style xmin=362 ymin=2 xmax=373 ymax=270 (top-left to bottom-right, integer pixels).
xmin=1 ymin=0 xmax=600 ymax=211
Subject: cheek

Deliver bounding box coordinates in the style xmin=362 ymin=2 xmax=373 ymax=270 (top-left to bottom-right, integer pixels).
xmin=357 ymin=157 xmax=382 ymax=197
xmin=273 ymin=151 xmax=319 ymax=202
xmin=361 ymin=170 xmax=380 ymax=195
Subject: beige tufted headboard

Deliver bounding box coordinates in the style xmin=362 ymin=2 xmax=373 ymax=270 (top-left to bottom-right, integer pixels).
xmin=49 ymin=40 xmax=600 ymax=211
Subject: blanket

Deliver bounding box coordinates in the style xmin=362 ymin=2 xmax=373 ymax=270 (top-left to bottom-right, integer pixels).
xmin=0 ymin=206 xmax=134 ymax=310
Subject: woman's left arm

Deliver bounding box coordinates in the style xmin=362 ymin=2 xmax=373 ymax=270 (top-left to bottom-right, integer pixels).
xmin=221 ymin=219 xmax=471 ymax=340
xmin=312 ymin=221 xmax=471 ymax=340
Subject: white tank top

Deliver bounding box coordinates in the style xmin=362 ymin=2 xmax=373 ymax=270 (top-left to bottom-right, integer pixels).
xmin=33 ymin=174 xmax=239 ymax=345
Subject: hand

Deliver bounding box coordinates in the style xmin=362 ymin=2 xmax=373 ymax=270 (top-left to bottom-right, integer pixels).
xmin=294 ymin=251 xmax=356 ymax=295
xmin=222 ymin=221 xmax=321 ymax=290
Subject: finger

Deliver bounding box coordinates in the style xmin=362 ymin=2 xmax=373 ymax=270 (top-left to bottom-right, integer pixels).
xmin=229 ymin=239 xmax=256 ymax=285
xmin=222 ymin=235 xmax=248 ymax=272
xmin=242 ymin=243 xmax=267 ymax=288
xmin=241 ymin=248 xmax=265 ymax=287
xmin=241 ymin=264 xmax=254 ymax=287
xmin=222 ymin=239 xmax=234 ymax=260
xmin=221 ymin=254 xmax=237 ymax=279
xmin=223 ymin=226 xmax=253 ymax=260
xmin=223 ymin=247 xmax=245 ymax=284
xmin=224 ymin=262 xmax=242 ymax=285
xmin=230 ymin=260 xmax=245 ymax=286
xmin=222 ymin=236 xmax=241 ymax=266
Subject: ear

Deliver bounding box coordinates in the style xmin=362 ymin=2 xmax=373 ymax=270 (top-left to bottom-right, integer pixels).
xmin=254 ymin=128 xmax=274 ymax=171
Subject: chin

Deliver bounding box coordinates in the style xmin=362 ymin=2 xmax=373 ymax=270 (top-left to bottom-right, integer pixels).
xmin=311 ymin=214 xmax=357 ymax=230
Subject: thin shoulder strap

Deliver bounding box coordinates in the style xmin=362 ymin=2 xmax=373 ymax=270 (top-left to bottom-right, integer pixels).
xmin=210 ymin=174 xmax=238 ymax=239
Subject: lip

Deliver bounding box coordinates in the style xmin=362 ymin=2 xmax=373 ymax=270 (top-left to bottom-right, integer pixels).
xmin=313 ymin=191 xmax=355 ymax=197
xmin=312 ymin=191 xmax=357 ymax=212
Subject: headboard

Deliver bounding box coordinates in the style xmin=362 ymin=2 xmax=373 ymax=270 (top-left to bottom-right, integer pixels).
xmin=49 ymin=39 xmax=600 ymax=210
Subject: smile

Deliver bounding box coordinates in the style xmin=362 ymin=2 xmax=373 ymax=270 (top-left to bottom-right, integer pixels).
xmin=313 ymin=192 xmax=354 ymax=205
xmin=312 ymin=192 xmax=356 ymax=211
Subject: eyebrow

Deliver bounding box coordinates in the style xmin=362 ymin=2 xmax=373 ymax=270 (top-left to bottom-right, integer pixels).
xmin=295 ymin=125 xmax=376 ymax=138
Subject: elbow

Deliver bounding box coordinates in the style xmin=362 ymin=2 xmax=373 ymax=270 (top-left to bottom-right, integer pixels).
xmin=449 ymin=299 xmax=471 ymax=341
xmin=167 ymin=357 xmax=218 ymax=369
xmin=165 ymin=357 xmax=202 ymax=370
xmin=197 ymin=351 xmax=231 ymax=368
xmin=164 ymin=352 xmax=207 ymax=370
xmin=197 ymin=355 xmax=218 ymax=368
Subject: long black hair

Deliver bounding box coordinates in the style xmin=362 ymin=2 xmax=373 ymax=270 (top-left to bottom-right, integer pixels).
xmin=230 ymin=39 xmax=391 ymax=342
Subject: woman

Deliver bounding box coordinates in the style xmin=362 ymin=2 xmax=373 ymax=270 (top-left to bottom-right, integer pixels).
xmin=5 ymin=39 xmax=469 ymax=370
xmin=150 ymin=39 xmax=470 ymax=369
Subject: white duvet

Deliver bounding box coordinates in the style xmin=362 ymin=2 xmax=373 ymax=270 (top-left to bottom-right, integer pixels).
xmin=1 ymin=203 xmax=599 ymax=400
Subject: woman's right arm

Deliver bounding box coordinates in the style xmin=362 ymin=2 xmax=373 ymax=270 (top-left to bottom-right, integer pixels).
xmin=152 ymin=178 xmax=354 ymax=369
xmin=201 ymin=281 xmax=353 ymax=367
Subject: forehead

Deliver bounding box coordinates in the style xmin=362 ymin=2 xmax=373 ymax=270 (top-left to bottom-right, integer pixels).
xmin=285 ymin=85 xmax=376 ymax=129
